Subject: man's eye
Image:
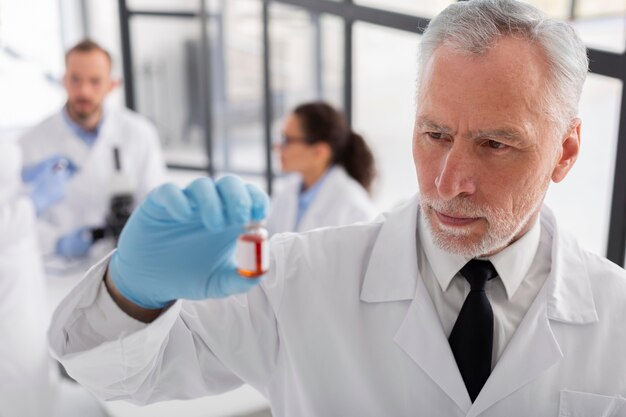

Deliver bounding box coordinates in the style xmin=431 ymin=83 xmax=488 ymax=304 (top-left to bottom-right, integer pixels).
xmin=427 ymin=132 xmax=443 ymax=140
xmin=487 ymin=140 xmax=507 ymax=149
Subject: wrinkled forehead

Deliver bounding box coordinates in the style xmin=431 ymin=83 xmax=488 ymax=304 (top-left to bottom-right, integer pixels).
xmin=420 ymin=37 xmax=547 ymax=97
xmin=417 ymin=38 xmax=549 ymax=124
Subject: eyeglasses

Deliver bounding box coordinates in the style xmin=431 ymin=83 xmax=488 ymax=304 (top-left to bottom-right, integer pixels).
xmin=277 ymin=134 xmax=308 ymax=148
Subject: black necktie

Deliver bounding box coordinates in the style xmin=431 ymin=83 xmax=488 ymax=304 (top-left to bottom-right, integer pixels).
xmin=448 ymin=259 xmax=499 ymax=402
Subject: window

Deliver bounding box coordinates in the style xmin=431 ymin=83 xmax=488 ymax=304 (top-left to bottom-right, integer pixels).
xmin=355 ymin=0 xmax=453 ymax=19
xmin=544 ymin=74 xmax=622 ymax=256
xmin=353 ymin=23 xmax=419 ymax=211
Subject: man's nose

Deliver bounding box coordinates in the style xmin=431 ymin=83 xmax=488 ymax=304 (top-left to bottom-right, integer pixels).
xmin=435 ymin=144 xmax=477 ymax=200
xmin=76 ymin=82 xmax=92 ymax=96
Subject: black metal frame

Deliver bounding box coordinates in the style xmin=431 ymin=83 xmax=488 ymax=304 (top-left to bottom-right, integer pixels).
xmin=606 ymin=52 xmax=626 ymax=265
xmin=262 ymin=1 xmax=274 ymax=195
xmin=118 ymin=0 xmax=626 ymax=266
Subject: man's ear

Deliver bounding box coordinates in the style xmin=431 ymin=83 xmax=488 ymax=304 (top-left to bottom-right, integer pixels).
xmin=551 ymin=119 xmax=581 ymax=183
xmin=109 ymin=78 xmax=122 ymax=93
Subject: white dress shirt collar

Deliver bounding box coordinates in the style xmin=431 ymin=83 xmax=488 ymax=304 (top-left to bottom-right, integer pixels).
xmin=418 ymin=209 xmax=541 ymax=300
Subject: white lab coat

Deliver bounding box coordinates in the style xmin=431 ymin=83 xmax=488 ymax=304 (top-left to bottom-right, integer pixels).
xmin=0 ymin=141 xmax=106 ymax=417
xmin=0 ymin=141 xmax=54 ymax=416
xmin=267 ymin=166 xmax=376 ymax=234
xmin=19 ymin=107 xmax=167 ymax=258
xmin=49 ymin=197 xmax=626 ymax=416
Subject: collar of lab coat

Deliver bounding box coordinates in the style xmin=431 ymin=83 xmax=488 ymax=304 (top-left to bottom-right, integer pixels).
xmin=360 ymin=196 xmax=420 ymax=302
xmin=360 ymin=195 xmax=599 ymax=325
xmin=62 ymin=104 xmax=105 ymax=146
xmin=52 ymin=107 xmax=123 ymax=156
xmin=540 ymin=205 xmax=599 ymax=324
xmin=417 ymin=207 xmax=542 ymax=300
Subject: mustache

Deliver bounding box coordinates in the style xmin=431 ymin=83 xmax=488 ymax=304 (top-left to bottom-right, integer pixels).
xmin=420 ymin=194 xmax=497 ymax=218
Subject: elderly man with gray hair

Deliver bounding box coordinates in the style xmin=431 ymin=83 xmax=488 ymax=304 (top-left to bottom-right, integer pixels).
xmin=49 ymin=0 xmax=626 ymax=415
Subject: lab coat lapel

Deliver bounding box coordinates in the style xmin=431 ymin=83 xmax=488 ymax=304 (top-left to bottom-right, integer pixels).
xmin=361 ymin=196 xmax=472 ymax=413
xmin=51 ymin=111 xmax=91 ymax=166
xmin=51 ymin=110 xmax=111 ymax=207
xmin=466 ymin=206 xmax=598 ymax=417
xmin=90 ymin=109 xmax=120 ymax=164
xmin=466 ymin=282 xmax=562 ymax=417
xmin=395 ymin=277 xmax=473 ymax=413
xmin=83 ymin=113 xmax=116 ymax=191
xmin=360 ymin=197 xmax=419 ymax=303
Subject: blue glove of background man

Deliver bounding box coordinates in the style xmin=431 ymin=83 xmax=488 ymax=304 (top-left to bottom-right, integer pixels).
xmin=22 ymin=155 xmax=78 ymax=215
xmin=108 ymin=176 xmax=270 ymax=309
xmin=56 ymin=227 xmax=93 ymax=258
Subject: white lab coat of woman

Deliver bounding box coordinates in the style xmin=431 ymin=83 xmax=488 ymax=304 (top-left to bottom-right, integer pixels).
xmin=267 ymin=102 xmax=377 ymax=235
xmin=267 ymin=166 xmax=376 ymax=234
xmin=19 ymin=107 xmax=167 ymax=257
xmin=48 ymin=197 xmax=626 ymax=416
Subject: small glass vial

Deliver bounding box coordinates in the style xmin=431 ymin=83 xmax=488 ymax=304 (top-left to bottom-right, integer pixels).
xmin=236 ymin=221 xmax=269 ymax=278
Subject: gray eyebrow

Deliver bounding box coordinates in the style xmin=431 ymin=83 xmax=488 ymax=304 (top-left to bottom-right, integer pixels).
xmin=416 ymin=117 xmax=526 ymax=145
xmin=468 ymin=128 xmax=525 ymax=145
xmin=415 ymin=117 xmax=454 ymax=134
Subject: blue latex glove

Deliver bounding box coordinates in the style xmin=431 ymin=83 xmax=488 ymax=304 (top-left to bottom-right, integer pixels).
xmin=56 ymin=227 xmax=93 ymax=258
xmin=22 ymin=155 xmax=78 ymax=215
xmin=21 ymin=154 xmax=77 ymax=183
xmin=108 ymin=176 xmax=270 ymax=309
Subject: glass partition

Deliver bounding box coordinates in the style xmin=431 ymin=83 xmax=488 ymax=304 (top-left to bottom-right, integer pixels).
xmin=269 ymin=4 xmax=344 ymax=141
xmin=544 ymin=75 xmax=623 ymax=255
xmin=118 ymin=0 xmax=626 ymax=263
xmin=353 ymin=22 xmax=419 ymax=212
xmin=130 ymin=17 xmax=206 ymax=167
xmin=354 ymin=0 xmax=453 ymax=19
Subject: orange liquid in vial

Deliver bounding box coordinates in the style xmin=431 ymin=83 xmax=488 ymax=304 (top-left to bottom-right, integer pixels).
xmin=236 ymin=234 xmax=268 ymax=278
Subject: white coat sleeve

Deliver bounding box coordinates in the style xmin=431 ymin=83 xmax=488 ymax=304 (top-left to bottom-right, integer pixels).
xmin=0 ymin=197 xmax=58 ymax=417
xmin=48 ymin=237 xmax=290 ymax=404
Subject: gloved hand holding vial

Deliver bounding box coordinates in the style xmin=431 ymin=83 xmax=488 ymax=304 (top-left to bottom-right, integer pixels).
xmin=21 ymin=154 xmax=78 ymax=215
xmin=107 ymin=176 xmax=270 ymax=310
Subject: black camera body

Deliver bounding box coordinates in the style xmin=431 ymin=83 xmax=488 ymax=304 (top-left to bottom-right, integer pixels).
xmin=106 ymin=192 xmax=134 ymax=239
xmin=91 ymin=147 xmax=134 ymax=243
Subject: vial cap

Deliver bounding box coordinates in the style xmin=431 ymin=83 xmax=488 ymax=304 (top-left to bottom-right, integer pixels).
xmin=244 ymin=220 xmax=266 ymax=230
